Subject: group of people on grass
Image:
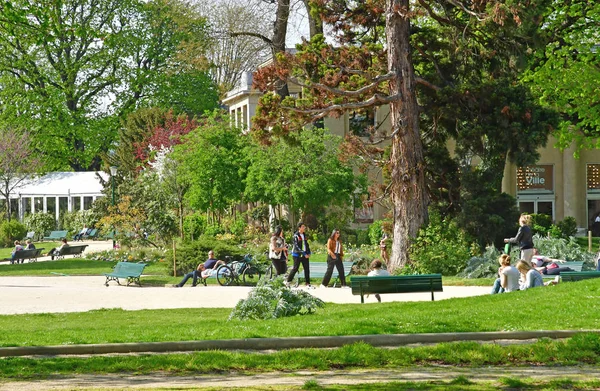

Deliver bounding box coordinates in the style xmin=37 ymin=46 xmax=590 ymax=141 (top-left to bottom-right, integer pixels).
xmin=492 ymin=213 xmax=574 ymax=294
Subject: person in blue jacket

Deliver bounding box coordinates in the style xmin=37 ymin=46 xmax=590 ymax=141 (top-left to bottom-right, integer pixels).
xmin=286 ymin=222 xmax=313 ymax=289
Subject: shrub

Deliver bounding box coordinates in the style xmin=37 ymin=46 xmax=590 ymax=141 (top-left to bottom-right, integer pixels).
xmin=409 ymin=211 xmax=473 ymax=276
xmin=534 ymin=235 xmax=596 ymax=269
xmin=23 ymin=213 xmax=56 ymax=239
xmin=228 ymin=277 xmax=324 ymax=320
xmin=531 ymin=213 xmax=552 ymax=236
xmin=555 ymin=216 xmax=577 ymax=239
xmin=356 ymin=229 xmax=370 ymax=246
xmin=0 ymin=220 xmax=27 ymax=247
xmin=457 ymin=245 xmax=502 ymax=279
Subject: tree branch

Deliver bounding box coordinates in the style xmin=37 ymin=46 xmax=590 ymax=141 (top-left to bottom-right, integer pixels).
xmin=230 ymin=31 xmax=273 ymax=48
xmin=287 ymin=72 xmax=395 ymax=98
xmin=284 ymin=93 xmax=401 ymax=120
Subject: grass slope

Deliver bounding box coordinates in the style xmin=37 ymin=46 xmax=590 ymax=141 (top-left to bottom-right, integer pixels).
xmin=0 ymin=278 xmax=599 ymax=347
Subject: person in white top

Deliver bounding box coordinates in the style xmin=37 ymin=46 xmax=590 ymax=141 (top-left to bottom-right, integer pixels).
xmin=491 ymin=254 xmax=520 ymax=294
xmin=516 ymin=260 xmax=544 ymax=290
xmin=367 ymin=259 xmax=391 ymax=302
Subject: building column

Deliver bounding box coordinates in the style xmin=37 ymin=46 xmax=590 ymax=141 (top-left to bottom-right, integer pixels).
xmin=562 ymin=142 xmax=580 ymax=224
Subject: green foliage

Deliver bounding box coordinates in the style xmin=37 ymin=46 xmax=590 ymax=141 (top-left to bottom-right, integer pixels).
xmin=228 ymin=277 xmax=325 ymax=320
xmin=244 ymin=127 xmax=360 ymax=227
xmin=533 ymin=235 xmax=596 ymax=269
xmin=86 ymin=248 xmax=166 ymax=264
xmin=58 ymin=210 xmax=99 ymax=235
xmin=457 ymin=245 xmax=502 ymax=279
xmin=23 ymin=213 xmax=56 ymax=239
xmin=531 ymin=213 xmax=553 ymax=236
xmin=175 ymin=111 xmax=246 ymax=214
xmin=368 ymin=220 xmax=384 ymax=246
xmin=167 ymin=235 xmax=245 ymax=275
xmin=182 ymin=212 xmax=206 ymax=241
xmin=555 ymin=216 xmax=578 ymax=239
xmin=0 ymin=219 xmax=27 ymax=247
xmin=356 ymin=229 xmax=370 ymax=247
xmin=410 ymin=211 xmax=473 ymax=276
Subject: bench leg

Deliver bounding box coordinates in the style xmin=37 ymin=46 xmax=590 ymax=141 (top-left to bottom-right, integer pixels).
xmin=431 ymin=291 xmax=435 ymax=301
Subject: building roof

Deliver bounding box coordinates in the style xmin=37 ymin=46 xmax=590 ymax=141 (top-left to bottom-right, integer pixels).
xmin=10 ymin=171 xmax=109 ymax=197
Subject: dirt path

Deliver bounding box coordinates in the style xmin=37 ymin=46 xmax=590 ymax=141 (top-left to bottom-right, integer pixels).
xmin=2 ymin=366 xmax=599 ymax=390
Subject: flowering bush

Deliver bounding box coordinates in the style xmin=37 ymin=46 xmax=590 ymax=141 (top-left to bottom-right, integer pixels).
xmin=86 ymin=248 xmax=166 ymax=263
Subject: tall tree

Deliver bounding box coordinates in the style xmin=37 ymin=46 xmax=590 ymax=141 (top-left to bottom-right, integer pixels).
xmin=0 ymin=0 xmax=212 ymax=171
xmin=251 ymin=0 xmax=552 ymax=271
xmin=0 ymin=130 xmax=44 ymax=220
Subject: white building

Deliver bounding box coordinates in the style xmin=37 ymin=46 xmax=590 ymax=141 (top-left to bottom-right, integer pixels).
xmin=5 ymin=171 xmax=108 ymax=221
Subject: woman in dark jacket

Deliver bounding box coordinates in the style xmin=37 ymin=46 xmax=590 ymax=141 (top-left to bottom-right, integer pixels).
xmin=504 ymin=214 xmax=534 ymax=266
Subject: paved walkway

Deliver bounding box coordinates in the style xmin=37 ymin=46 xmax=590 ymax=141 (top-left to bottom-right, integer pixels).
xmin=0 ymin=239 xmax=492 ymax=314
xmin=0 ymin=275 xmax=490 ymax=314
xmin=2 ymin=366 xmax=600 ymax=390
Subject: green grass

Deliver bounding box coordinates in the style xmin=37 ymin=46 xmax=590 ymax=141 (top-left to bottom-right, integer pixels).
xmin=0 ymin=278 xmax=599 ymax=347
xmin=3 ymin=335 xmax=600 ymax=379
xmin=575 ymin=236 xmax=600 ymax=252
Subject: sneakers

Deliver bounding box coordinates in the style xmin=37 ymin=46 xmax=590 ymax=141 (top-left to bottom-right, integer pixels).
xmin=341 ymin=285 xmax=351 ymax=289
xmin=306 ymin=284 xmax=315 ymax=290
xmin=319 ymin=284 xmax=327 ymax=289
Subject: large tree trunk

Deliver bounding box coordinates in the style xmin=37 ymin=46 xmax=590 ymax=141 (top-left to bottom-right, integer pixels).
xmin=272 ymin=0 xmax=290 ymax=98
xmin=386 ymin=0 xmax=428 ymax=272
xmin=301 ymin=0 xmax=323 ymax=38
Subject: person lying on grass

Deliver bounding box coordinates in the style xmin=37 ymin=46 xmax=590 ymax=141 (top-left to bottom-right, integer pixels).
xmin=532 ymin=248 xmax=574 ymax=276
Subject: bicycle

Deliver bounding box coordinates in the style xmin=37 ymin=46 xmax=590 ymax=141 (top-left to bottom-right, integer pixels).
xmin=216 ymin=254 xmax=263 ymax=286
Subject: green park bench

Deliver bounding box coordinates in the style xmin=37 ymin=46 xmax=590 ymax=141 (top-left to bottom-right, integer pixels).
xmin=560 ymin=271 xmax=600 ymax=282
xmin=82 ymin=228 xmax=98 ymax=240
xmin=351 ymin=274 xmax=443 ymax=303
xmin=54 ymin=245 xmax=88 ymax=260
xmin=104 ymin=262 xmax=147 ymax=287
xmin=541 ymin=261 xmax=584 ymax=279
xmin=11 ymin=248 xmax=45 ymax=264
xmin=43 ymin=230 xmax=68 ymax=241
xmin=296 ymin=261 xmax=355 ymax=287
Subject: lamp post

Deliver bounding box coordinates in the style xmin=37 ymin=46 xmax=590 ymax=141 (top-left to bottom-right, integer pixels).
xmin=109 ymin=166 xmax=117 ymax=249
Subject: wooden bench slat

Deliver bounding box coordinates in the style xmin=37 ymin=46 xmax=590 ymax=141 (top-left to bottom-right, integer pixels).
xmin=561 ymin=271 xmax=600 ymax=282
xmin=104 ymin=262 xmax=146 ymax=287
xmin=351 ymin=274 xmax=443 ymax=303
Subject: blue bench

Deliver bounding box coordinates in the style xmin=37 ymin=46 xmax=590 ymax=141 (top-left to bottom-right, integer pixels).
xmin=104 ymin=262 xmax=146 ymax=286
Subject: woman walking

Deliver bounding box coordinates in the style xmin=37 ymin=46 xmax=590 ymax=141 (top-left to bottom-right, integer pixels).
xmin=269 ymin=225 xmax=288 ymax=276
xmin=504 ymin=213 xmax=535 ymax=266
xmin=320 ymin=229 xmax=349 ymax=288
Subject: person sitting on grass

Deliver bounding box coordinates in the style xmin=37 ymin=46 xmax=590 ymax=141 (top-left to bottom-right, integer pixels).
xmin=175 ymin=250 xmax=226 ymax=287
xmin=516 ymin=260 xmax=544 ymax=290
xmin=47 ymin=239 xmax=69 ymax=260
xmin=10 ymin=240 xmax=24 ymax=264
xmin=367 ymin=259 xmax=390 ymax=303
xmin=491 ymin=254 xmax=520 ymax=294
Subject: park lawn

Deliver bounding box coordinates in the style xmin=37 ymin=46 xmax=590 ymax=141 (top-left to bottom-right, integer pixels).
xmin=0 ymin=278 xmax=599 ymax=347
xmin=0 ymin=259 xmax=167 ymax=277
xmin=3 ymin=335 xmax=600 ymax=380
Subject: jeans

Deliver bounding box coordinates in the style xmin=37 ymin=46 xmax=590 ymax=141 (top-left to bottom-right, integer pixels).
xmin=177 ymin=270 xmax=201 ymax=287
xmin=321 ymin=255 xmax=346 ymax=286
xmin=491 ymin=278 xmax=505 ymax=294
xmin=287 ymin=255 xmax=310 ymax=285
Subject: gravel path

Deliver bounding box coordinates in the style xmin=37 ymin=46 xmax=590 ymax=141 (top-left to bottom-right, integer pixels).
xmin=2 ymin=366 xmax=599 ymax=390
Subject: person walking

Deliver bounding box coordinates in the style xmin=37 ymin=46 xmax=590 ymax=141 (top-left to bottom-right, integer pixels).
xmin=286 ymin=222 xmax=312 ymax=289
xmin=504 ymin=213 xmax=534 ymax=266
xmin=320 ymin=229 xmax=349 ymax=288
xmin=269 ymin=226 xmax=288 ymax=276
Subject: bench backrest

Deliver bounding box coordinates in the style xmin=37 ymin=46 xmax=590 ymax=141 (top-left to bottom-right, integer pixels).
xmin=59 ymin=245 xmax=88 ymax=255
xmin=561 ymin=261 xmax=584 ymax=272
xmin=47 ymin=230 xmax=68 ymax=239
xmin=85 ymin=228 xmax=98 ymax=237
xmin=561 ymin=271 xmax=600 ymax=282
xmin=113 ymin=262 xmax=146 ymax=276
xmin=351 ymin=274 xmax=443 ymax=295
xmin=14 ymin=249 xmax=41 ymax=259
